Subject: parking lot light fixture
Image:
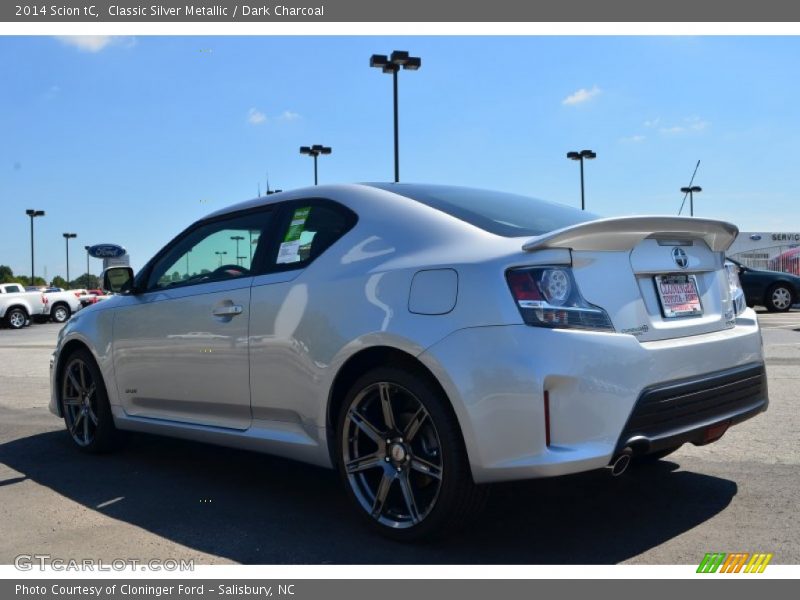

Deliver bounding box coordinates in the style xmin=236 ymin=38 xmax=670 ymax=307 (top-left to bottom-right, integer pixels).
xmin=62 ymin=233 xmax=77 ymax=284
xmin=215 ymin=250 xmax=228 ymax=267
xmin=300 ymin=145 xmax=332 ymax=185
xmin=370 ymin=50 xmax=422 ymax=183
xmin=680 ymin=185 xmax=703 ymax=217
xmin=230 ymin=235 xmax=245 ymax=264
xmin=566 ymin=150 xmax=597 ymax=211
xmin=84 ymin=245 xmax=91 ymax=284
xmin=25 ymin=209 xmax=45 ymax=286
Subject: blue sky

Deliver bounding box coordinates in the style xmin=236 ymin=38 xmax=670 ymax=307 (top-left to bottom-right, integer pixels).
xmin=1 ymin=35 xmax=799 ymax=277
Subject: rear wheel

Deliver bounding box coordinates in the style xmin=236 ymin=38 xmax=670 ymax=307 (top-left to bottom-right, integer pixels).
xmin=336 ymin=366 xmax=487 ymax=540
xmin=5 ymin=307 xmax=28 ymax=329
xmin=765 ymin=284 xmax=794 ymax=312
xmin=59 ymin=349 xmax=117 ymax=453
xmin=51 ymin=303 xmax=71 ymax=323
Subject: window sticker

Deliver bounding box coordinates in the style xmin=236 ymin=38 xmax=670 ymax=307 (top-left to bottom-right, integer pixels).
xmin=276 ymin=207 xmax=311 ymax=264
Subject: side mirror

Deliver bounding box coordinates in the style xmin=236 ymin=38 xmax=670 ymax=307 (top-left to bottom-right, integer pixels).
xmin=103 ymin=266 xmax=135 ymax=294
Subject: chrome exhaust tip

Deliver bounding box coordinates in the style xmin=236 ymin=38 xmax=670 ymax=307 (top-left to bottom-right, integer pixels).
xmin=608 ymin=448 xmax=633 ymax=477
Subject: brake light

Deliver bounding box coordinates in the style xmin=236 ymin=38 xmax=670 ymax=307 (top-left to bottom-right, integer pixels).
xmin=506 ymin=267 xmax=614 ymax=331
xmin=42 ymin=295 xmax=47 ymax=304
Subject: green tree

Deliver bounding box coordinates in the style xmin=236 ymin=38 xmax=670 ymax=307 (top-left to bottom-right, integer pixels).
xmin=51 ymin=275 xmax=68 ymax=289
xmin=0 ymin=265 xmax=15 ymax=283
xmin=70 ymin=274 xmax=101 ymax=289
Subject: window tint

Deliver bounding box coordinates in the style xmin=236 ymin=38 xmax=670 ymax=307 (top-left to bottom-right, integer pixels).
xmin=366 ymin=183 xmax=598 ymax=238
xmin=272 ymin=202 xmax=355 ymax=268
xmin=7 ymin=285 xmax=23 ymax=293
xmin=147 ymin=211 xmax=271 ymax=291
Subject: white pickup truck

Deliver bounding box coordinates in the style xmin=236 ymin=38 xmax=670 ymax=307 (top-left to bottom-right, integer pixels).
xmin=43 ymin=289 xmax=84 ymax=323
xmin=0 ymin=283 xmax=47 ymax=329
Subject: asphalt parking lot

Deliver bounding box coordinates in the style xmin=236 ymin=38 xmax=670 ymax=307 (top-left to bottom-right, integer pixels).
xmin=0 ymin=312 xmax=798 ymax=565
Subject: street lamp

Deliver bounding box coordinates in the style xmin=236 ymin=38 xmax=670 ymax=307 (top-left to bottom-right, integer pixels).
xmin=25 ymin=209 xmax=45 ymax=286
xmin=680 ymin=186 xmax=702 ymax=217
xmin=566 ymin=150 xmax=597 ymax=211
xmin=84 ymin=246 xmax=91 ymax=285
xmin=62 ymin=233 xmax=77 ymax=284
xmin=230 ymin=235 xmax=245 ymax=265
xmin=299 ymin=145 xmax=332 ymax=185
xmin=215 ymin=251 xmax=228 ymax=266
xmin=370 ymin=50 xmax=421 ymax=183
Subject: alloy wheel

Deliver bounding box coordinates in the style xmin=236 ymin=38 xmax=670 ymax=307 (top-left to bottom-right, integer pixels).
xmin=61 ymin=357 xmax=99 ymax=447
xmin=8 ymin=310 xmax=26 ymax=329
xmin=54 ymin=306 xmax=69 ymax=322
xmin=772 ymin=287 xmax=792 ymax=310
xmin=342 ymin=382 xmax=443 ymax=529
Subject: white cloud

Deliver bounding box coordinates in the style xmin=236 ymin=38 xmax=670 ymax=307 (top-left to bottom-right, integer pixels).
xmin=621 ymin=135 xmax=646 ymax=143
xmin=277 ymin=110 xmax=301 ymax=121
xmin=562 ymin=85 xmax=601 ymax=106
xmin=659 ymin=117 xmax=710 ymax=135
xmin=55 ymin=36 xmax=134 ymax=52
xmin=247 ymin=108 xmax=267 ymax=125
xmin=643 ymin=118 xmax=661 ymax=128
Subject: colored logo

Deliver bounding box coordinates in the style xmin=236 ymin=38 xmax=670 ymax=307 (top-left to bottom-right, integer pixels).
xmin=88 ymin=244 xmax=127 ymax=259
xmin=697 ymin=552 xmax=773 ymax=573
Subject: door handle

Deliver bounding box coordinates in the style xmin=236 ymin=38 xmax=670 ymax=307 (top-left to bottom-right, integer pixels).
xmin=212 ymin=304 xmax=243 ymax=317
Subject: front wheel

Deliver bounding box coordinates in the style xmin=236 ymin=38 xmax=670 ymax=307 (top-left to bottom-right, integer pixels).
xmin=336 ymin=366 xmax=487 ymax=540
xmin=59 ymin=349 xmax=117 ymax=453
xmin=766 ymin=284 xmax=794 ymax=312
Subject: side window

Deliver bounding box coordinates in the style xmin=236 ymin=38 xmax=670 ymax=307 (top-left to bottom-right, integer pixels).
xmin=146 ymin=211 xmax=271 ymax=291
xmin=273 ymin=202 xmax=355 ymax=269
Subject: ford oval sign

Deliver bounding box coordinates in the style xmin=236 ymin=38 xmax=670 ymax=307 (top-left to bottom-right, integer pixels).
xmin=88 ymin=244 xmax=127 ymax=259
xmin=749 ymin=234 xmax=762 ymax=241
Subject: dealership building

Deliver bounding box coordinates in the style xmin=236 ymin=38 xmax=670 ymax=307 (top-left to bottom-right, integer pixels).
xmin=727 ymin=232 xmax=800 ymax=273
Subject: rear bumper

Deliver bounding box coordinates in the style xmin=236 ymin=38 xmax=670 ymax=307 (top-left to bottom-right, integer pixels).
xmin=615 ymin=362 xmax=768 ymax=455
xmin=418 ymin=309 xmax=767 ymax=484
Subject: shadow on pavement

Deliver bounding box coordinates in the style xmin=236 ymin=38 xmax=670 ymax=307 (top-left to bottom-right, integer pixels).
xmin=0 ymin=430 xmax=737 ymax=564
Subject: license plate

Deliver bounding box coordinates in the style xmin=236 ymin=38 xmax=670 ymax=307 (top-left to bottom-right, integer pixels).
xmin=655 ymin=274 xmax=703 ymax=318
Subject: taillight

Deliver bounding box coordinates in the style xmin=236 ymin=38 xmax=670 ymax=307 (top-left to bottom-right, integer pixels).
xmin=41 ymin=295 xmax=47 ymax=304
xmin=725 ymin=262 xmax=746 ymax=317
xmin=506 ymin=267 xmax=614 ymax=331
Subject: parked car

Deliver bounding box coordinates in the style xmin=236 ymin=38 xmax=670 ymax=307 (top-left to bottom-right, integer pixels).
xmin=78 ymin=289 xmax=110 ymax=307
xmin=0 ymin=283 xmax=46 ymax=329
xmin=727 ymin=258 xmax=800 ymax=312
xmin=50 ymin=183 xmax=768 ymax=539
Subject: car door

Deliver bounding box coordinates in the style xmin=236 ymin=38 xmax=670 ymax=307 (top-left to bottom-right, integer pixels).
xmin=113 ymin=208 xmax=273 ymax=430
xmin=248 ymin=200 xmax=358 ymax=428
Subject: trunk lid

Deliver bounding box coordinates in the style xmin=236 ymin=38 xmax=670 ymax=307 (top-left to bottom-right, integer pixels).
xmin=522 ymin=216 xmax=739 ymax=342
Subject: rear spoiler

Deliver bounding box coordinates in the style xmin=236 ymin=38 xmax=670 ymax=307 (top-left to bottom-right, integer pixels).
xmin=522 ymin=216 xmax=739 ymax=253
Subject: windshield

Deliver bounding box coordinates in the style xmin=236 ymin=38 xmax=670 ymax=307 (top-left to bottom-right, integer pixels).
xmin=367 ymin=183 xmax=599 ymax=238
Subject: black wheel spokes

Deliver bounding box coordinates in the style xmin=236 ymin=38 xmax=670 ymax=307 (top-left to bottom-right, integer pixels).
xmin=344 ymin=382 xmax=443 ymax=528
xmin=62 ymin=359 xmax=97 ymax=447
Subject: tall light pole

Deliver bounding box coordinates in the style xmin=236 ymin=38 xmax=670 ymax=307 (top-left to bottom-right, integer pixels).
xmin=680 ymin=186 xmax=702 ymax=217
xmin=62 ymin=233 xmax=77 ymax=284
xmin=370 ymin=50 xmax=422 ymax=183
xmin=215 ymin=251 xmax=228 ymax=267
xmin=84 ymin=245 xmax=91 ymax=285
xmin=25 ymin=209 xmax=45 ymax=286
xmin=230 ymin=235 xmax=245 ymax=265
xmin=299 ymin=145 xmax=332 ymax=185
xmin=566 ymin=150 xmax=597 ymax=211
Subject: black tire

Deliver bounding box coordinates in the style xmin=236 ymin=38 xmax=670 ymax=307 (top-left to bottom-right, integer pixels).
xmin=336 ymin=365 xmax=488 ymax=541
xmin=4 ymin=307 xmax=28 ymax=329
xmin=765 ymin=283 xmax=794 ymax=313
xmin=51 ymin=303 xmax=71 ymax=323
xmin=634 ymin=445 xmax=681 ymax=464
xmin=59 ymin=348 xmax=117 ymax=453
